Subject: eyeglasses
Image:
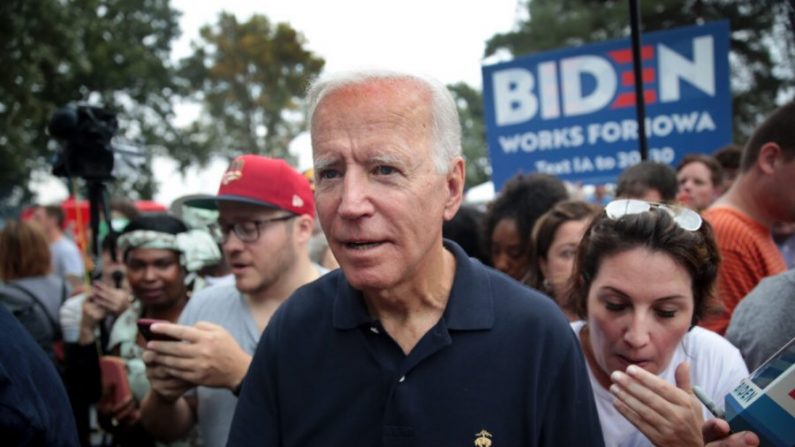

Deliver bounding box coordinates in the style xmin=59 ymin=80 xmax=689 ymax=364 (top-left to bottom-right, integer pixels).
xmin=604 ymin=199 xmax=702 ymax=231
xmin=209 ymin=214 xmax=296 ymax=243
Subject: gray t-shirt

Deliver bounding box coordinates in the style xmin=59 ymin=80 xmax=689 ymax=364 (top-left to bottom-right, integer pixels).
xmin=51 ymin=236 xmax=84 ymax=279
xmin=726 ymin=269 xmax=795 ymax=371
xmin=178 ymin=284 xmax=260 ymax=447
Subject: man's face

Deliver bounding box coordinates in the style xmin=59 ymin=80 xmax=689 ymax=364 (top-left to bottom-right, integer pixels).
xmin=677 ymin=161 xmax=717 ymax=211
xmin=217 ymin=202 xmax=298 ymax=296
xmin=311 ymin=79 xmax=463 ymax=293
xmin=770 ymin=152 xmax=795 ymax=223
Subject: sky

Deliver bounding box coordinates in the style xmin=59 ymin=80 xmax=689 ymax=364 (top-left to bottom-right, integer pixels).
xmin=171 ymin=0 xmax=519 ymax=87
xmin=33 ymin=0 xmax=520 ymax=207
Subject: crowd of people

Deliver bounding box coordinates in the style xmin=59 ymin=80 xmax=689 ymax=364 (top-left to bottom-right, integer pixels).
xmin=1 ymin=68 xmax=793 ymax=447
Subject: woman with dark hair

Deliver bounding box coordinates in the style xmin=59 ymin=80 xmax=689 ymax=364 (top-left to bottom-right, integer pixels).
xmin=568 ymin=200 xmax=751 ymax=446
xmin=77 ymin=214 xmax=197 ymax=446
xmin=483 ymin=173 xmax=568 ymax=280
xmin=443 ymin=205 xmax=488 ymax=265
xmin=676 ymin=154 xmax=724 ymax=211
xmin=523 ymin=200 xmax=599 ymax=320
xmin=0 ymin=220 xmax=68 ymax=362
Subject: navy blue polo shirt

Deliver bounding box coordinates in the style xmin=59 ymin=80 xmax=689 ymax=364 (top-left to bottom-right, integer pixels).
xmin=0 ymin=304 xmax=79 ymax=446
xmin=229 ymin=240 xmax=604 ymax=446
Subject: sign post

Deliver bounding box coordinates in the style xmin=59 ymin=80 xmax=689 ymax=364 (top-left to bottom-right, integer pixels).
xmin=629 ymin=0 xmax=649 ymax=161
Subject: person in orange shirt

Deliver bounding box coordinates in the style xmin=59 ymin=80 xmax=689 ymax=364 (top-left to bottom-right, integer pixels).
xmin=701 ymin=101 xmax=795 ymax=334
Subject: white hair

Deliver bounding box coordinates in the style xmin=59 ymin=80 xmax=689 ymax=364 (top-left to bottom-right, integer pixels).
xmin=306 ymin=69 xmax=462 ymax=173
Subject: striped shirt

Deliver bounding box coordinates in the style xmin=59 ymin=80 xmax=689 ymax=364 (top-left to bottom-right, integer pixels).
xmin=701 ymin=206 xmax=786 ymax=334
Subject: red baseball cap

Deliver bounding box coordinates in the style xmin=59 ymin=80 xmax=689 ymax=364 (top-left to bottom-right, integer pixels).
xmin=187 ymin=155 xmax=315 ymax=218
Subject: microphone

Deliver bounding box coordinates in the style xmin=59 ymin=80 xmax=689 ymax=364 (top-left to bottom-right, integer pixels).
xmin=724 ymin=336 xmax=795 ymax=447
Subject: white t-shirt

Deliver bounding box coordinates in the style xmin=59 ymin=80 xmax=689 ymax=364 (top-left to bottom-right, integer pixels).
xmin=571 ymin=321 xmax=748 ymax=447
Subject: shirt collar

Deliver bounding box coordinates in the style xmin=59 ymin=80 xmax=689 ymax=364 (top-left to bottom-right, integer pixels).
xmin=332 ymin=239 xmax=494 ymax=331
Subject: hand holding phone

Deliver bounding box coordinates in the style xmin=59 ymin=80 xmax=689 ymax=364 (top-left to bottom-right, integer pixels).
xmin=137 ymin=318 xmax=180 ymax=342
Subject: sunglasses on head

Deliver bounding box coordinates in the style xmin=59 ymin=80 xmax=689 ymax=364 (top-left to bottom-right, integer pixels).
xmin=604 ymin=199 xmax=703 ymax=231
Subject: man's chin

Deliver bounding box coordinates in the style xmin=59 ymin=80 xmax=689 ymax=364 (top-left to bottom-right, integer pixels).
xmin=235 ymin=278 xmax=273 ymax=297
xmin=234 ymin=278 xmax=257 ymax=293
xmin=343 ymin=269 xmax=397 ymax=293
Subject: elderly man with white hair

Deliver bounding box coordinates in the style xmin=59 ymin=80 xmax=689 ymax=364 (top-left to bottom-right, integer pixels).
xmin=228 ymin=70 xmax=605 ymax=446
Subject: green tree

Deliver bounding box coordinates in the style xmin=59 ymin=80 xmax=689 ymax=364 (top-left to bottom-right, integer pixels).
xmin=0 ymin=0 xmax=182 ymax=212
xmin=177 ymin=13 xmax=325 ymax=162
xmin=448 ymin=82 xmax=490 ymax=188
xmin=485 ymin=0 xmax=795 ymax=142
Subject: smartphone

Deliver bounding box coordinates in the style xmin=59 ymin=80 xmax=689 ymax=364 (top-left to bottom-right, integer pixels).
xmin=137 ymin=318 xmax=180 ymax=342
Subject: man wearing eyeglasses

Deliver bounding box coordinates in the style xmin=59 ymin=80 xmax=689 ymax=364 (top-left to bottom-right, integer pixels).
xmin=138 ymin=155 xmax=324 ymax=447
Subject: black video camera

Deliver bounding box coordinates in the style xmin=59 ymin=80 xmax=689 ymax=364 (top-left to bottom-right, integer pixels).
xmin=49 ymin=104 xmax=117 ymax=180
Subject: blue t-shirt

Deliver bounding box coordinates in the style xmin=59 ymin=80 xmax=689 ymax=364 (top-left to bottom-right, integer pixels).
xmin=228 ymin=240 xmax=604 ymax=446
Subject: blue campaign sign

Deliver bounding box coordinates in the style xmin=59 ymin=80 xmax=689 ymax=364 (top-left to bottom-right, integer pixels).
xmin=482 ymin=21 xmax=732 ymax=190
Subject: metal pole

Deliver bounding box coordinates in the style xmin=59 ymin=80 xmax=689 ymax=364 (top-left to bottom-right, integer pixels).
xmin=629 ymin=0 xmax=649 ymax=161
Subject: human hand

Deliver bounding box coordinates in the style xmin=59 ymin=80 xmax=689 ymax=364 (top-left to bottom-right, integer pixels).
xmin=144 ymin=321 xmax=251 ymax=390
xmin=98 ymin=395 xmax=140 ymax=428
xmin=141 ymin=349 xmax=194 ymax=403
xmin=81 ymin=295 xmax=107 ymax=328
xmin=703 ymin=418 xmax=759 ymax=447
xmin=90 ymin=282 xmax=131 ymax=316
xmin=78 ymin=296 xmax=107 ymax=344
xmin=610 ymin=363 xmax=704 ymax=446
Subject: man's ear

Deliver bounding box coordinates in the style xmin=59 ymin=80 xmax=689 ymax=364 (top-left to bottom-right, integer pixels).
xmin=294 ymin=215 xmax=315 ymax=244
xmin=757 ymin=142 xmax=782 ymax=175
xmin=442 ymin=156 xmax=465 ymax=221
